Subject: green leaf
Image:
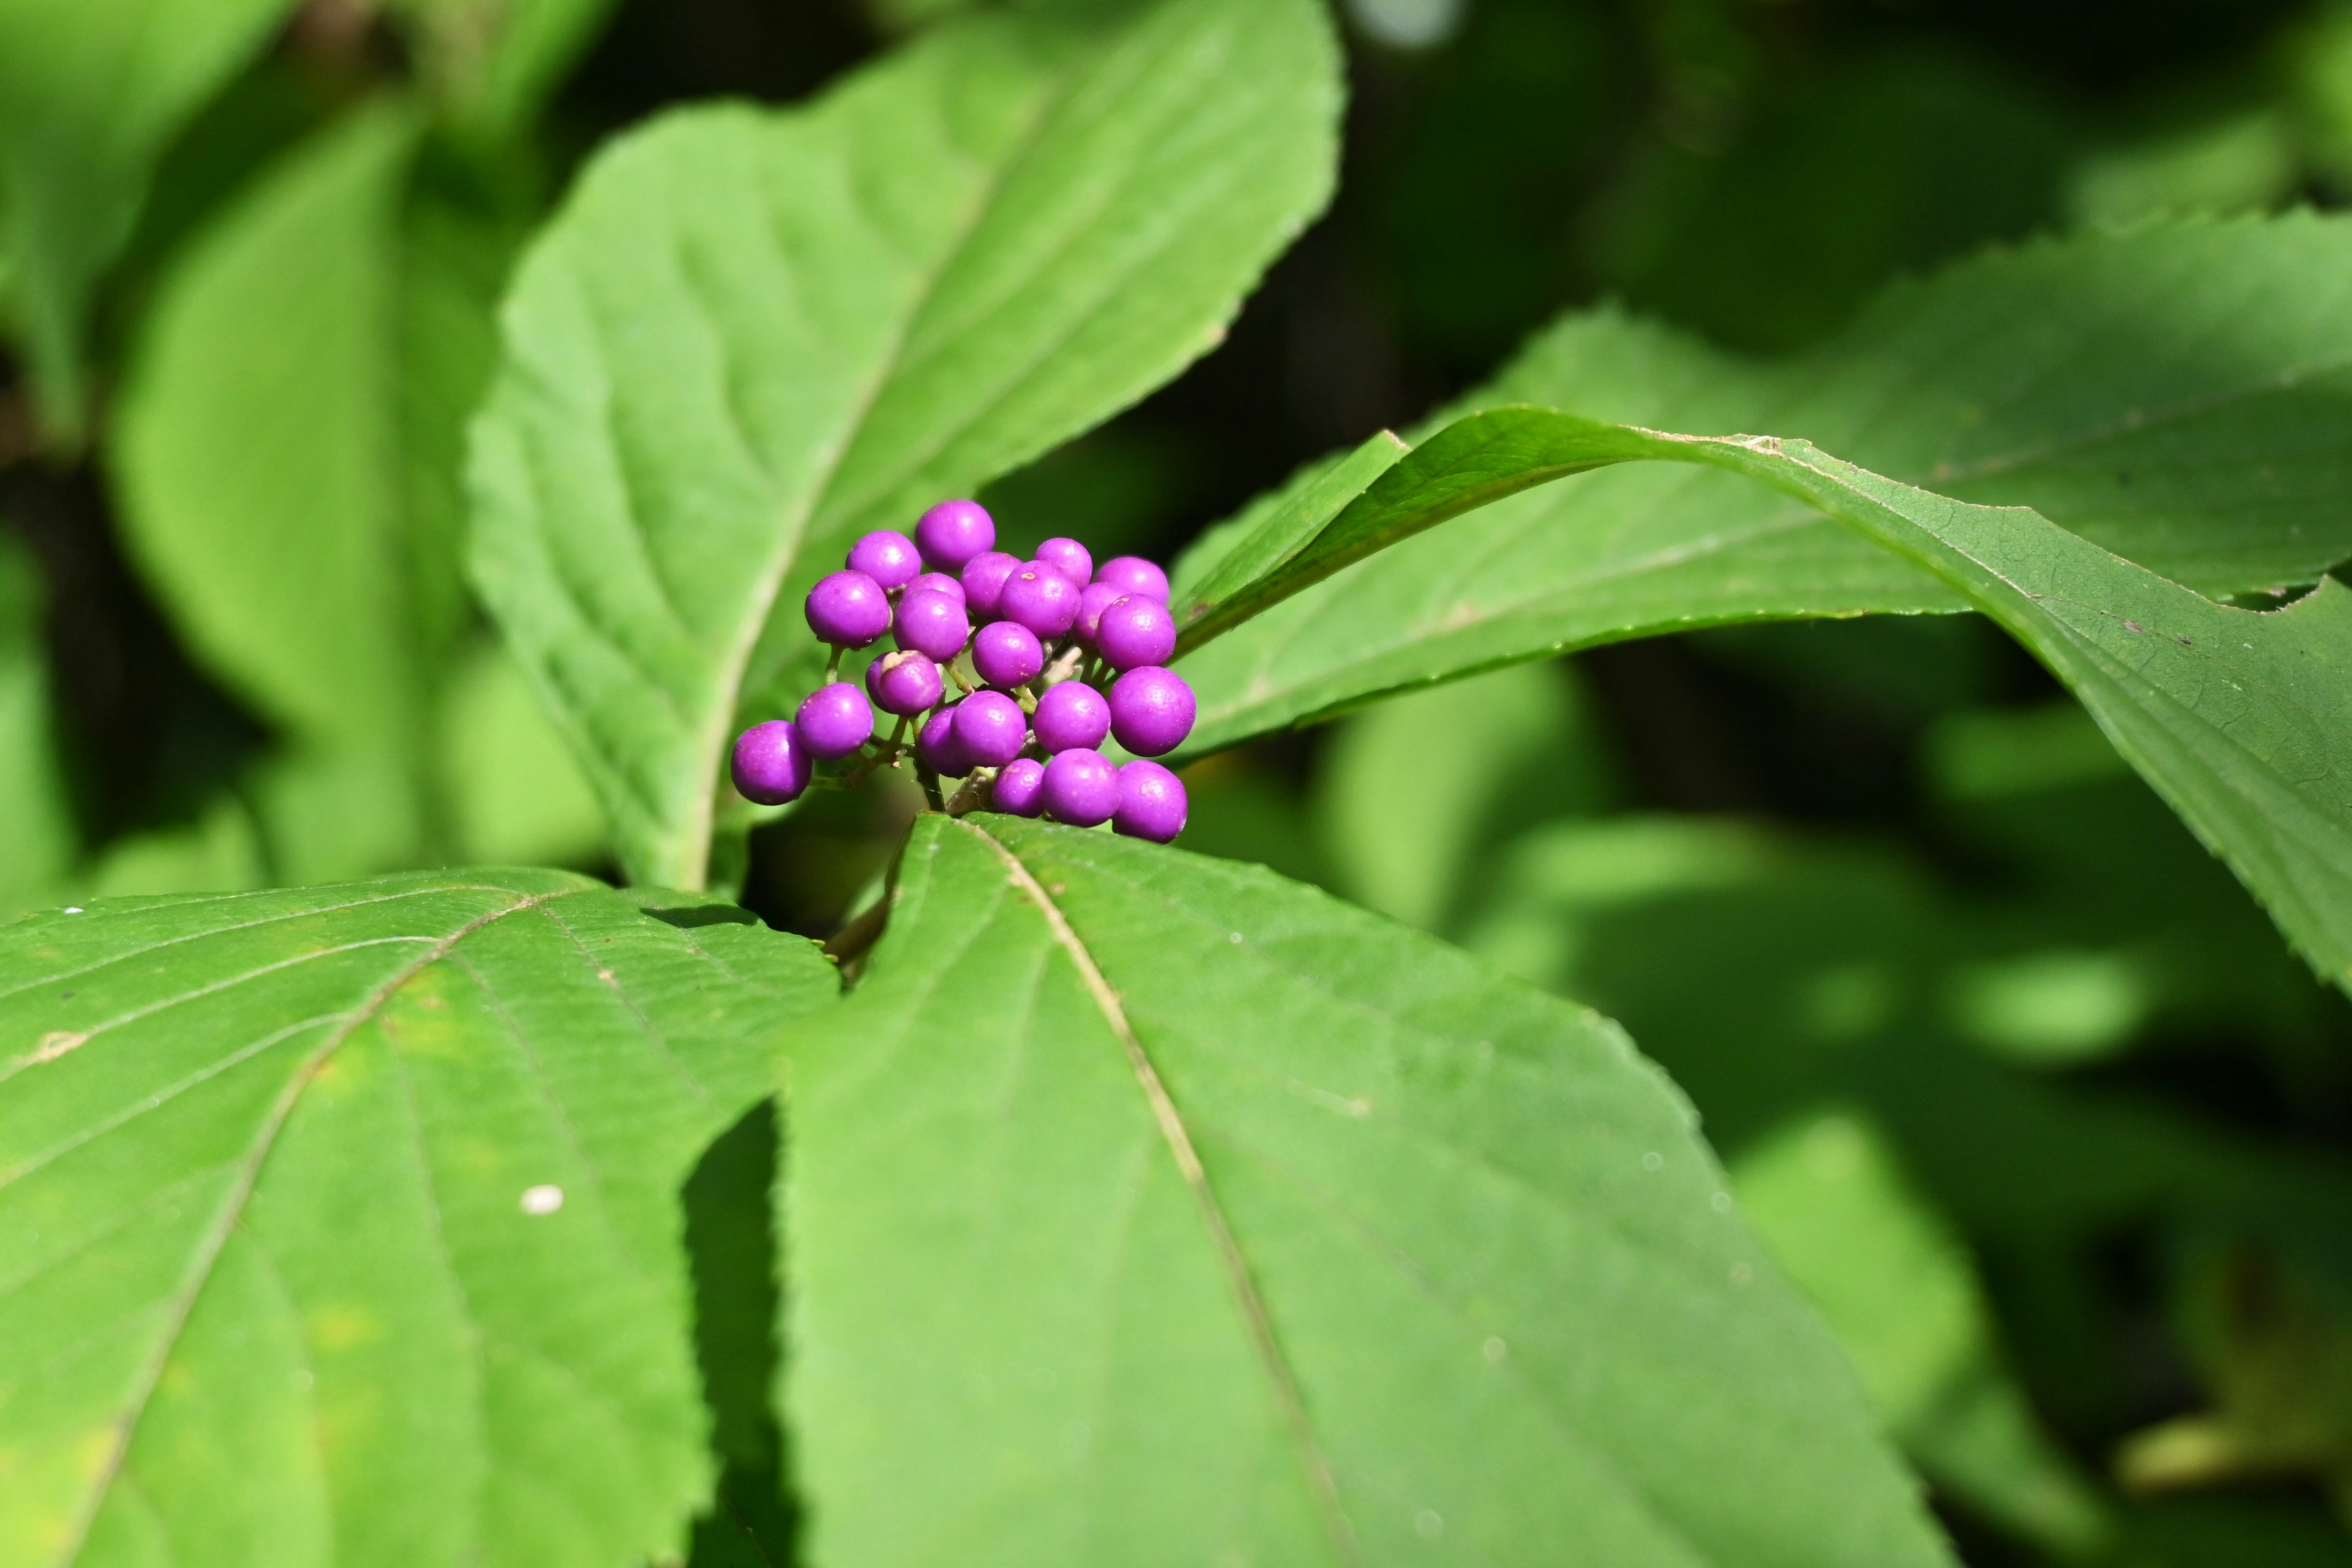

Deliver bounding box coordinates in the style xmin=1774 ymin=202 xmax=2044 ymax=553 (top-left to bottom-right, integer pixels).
xmin=469 ymin=0 xmax=1341 ymax=890
xmin=0 ymin=0 xmax=301 ymax=442
xmin=382 ymin=0 xmax=620 ymax=138
xmin=435 ymin=638 xmax=608 ymax=868
xmin=1184 ymin=402 xmax=2352 ymax=986
xmin=115 ymin=102 xmax=425 ymax=774
xmin=0 ymin=870 xmax=836 ymax=1568
xmin=781 ymin=813 xmax=1953 ymax=1567
xmin=0 ymin=533 xmax=75 ymax=916
xmin=1175 ymin=216 xmax=2352 ymax=753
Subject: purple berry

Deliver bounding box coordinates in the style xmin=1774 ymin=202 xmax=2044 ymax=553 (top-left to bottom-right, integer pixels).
xmin=1032 ymin=680 xmax=1110 ymax=753
xmin=972 ymin=620 xmax=1044 ymax=688
xmin=731 ymin=720 xmax=811 ymax=805
xmin=953 ymin=690 xmax=1028 ymax=767
xmin=907 ymin=571 xmax=965 ymax=602
xmin=1109 ymin=666 xmax=1194 ymax=756
xmin=1035 ymin=536 xmax=1093 ymax=586
xmin=1115 ymin=761 xmax=1186 ymax=843
xmin=1075 ymin=581 xmax=1125 ymax=646
xmin=794 ymin=682 xmax=874 ymax=761
xmin=805 ymin=569 xmax=891 ymax=647
xmin=1095 ymin=595 xmax=1177 ymax=670
xmin=1000 ymin=565 xmax=1079 ymax=638
xmin=1041 ymin=748 xmax=1120 ymax=827
xmin=916 ymin=499 xmax=995 ymax=570
xmin=992 ymin=756 xmax=1046 ymax=817
xmin=867 ymin=650 xmax=943 ymax=717
xmin=846 ymin=530 xmax=920 ymax=589
xmin=1094 ymin=556 xmax=1169 ymax=603
xmin=917 ymin=704 xmax=971 ymax=777
xmin=962 ymin=550 xmax=1022 ymax=617
xmin=895 ymin=588 xmax=971 ymax=662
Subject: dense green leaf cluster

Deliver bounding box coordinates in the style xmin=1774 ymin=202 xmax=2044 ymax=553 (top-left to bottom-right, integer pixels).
xmin=7 ymin=1 xmax=2352 ymax=1565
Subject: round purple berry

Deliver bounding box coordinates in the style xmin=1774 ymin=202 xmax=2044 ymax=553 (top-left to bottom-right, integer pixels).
xmin=1041 ymin=748 xmax=1121 ymax=827
xmin=992 ymin=756 xmax=1046 ymax=817
xmin=805 ymin=569 xmax=891 ymax=647
xmin=916 ymin=499 xmax=995 ymax=571
xmin=972 ymin=620 xmax=1044 ymax=688
xmin=907 ymin=571 xmax=965 ymax=603
xmin=1109 ymin=666 xmax=1195 ymax=756
xmin=867 ymin=650 xmax=943 ymax=717
xmin=1094 ymin=556 xmax=1169 ymax=603
xmin=1035 ymin=536 xmax=1093 ymax=587
xmin=953 ymin=690 xmax=1028 ymax=767
xmin=916 ymin=704 xmax=971 ymax=777
xmin=894 ymin=588 xmax=971 ymax=662
xmin=1032 ymin=680 xmax=1110 ymax=753
xmin=1114 ymin=761 xmax=1187 ymax=843
xmin=846 ymin=530 xmax=920 ymax=590
xmin=731 ymin=720 xmax=811 ymax=805
xmin=1000 ymin=565 xmax=1079 ymax=638
xmin=961 ymin=550 xmax=1022 ymax=617
xmin=1075 ymin=580 xmax=1125 ymax=646
xmin=1095 ymin=595 xmax=1177 ymax=670
xmin=794 ymin=682 xmax=873 ymax=761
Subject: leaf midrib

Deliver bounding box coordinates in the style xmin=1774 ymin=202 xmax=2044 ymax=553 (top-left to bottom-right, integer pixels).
xmin=951 ymin=816 xmax=1362 ymax=1568
xmin=53 ymin=883 xmax=578 ymax=1568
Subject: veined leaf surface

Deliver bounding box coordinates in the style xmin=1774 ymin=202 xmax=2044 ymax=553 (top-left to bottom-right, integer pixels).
xmin=0 ymin=871 xmax=835 ymax=1568
xmin=469 ymin=0 xmax=1341 ymax=889
xmin=781 ymin=813 xmax=1952 ymax=1568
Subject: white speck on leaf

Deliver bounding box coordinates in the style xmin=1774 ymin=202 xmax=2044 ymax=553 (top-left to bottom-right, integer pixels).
xmin=1228 ymin=932 xmax=1243 ymax=944
xmin=1642 ymin=1151 xmax=1664 ymax=1172
xmin=25 ymin=1031 xmax=88 ymax=1066
xmin=520 ymin=1185 xmax=565 ymax=1216
xmin=62 ymin=907 xmax=81 ymax=914
xmin=1710 ymin=1190 xmax=1733 ymax=1213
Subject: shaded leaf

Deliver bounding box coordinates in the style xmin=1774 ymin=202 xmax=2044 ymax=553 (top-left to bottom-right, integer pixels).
xmin=383 ymin=0 xmax=620 ymax=138
xmin=0 ymin=533 xmax=75 ymax=916
xmin=0 ymin=870 xmax=835 ymax=1567
xmin=1177 ymin=216 xmax=2352 ymax=753
xmin=470 ymin=0 xmax=1341 ymax=889
xmin=0 ymin=0 xmax=300 ymax=440
xmin=781 ymin=812 xmax=1952 ymax=1567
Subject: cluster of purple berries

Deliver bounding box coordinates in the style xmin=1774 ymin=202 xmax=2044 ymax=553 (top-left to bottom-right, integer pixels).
xmin=729 ymin=499 xmax=1196 ymax=843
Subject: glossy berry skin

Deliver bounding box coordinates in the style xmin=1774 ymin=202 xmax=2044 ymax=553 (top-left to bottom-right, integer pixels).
xmin=1074 ymin=581 xmax=1125 ymax=646
xmin=805 ymin=569 xmax=891 ymax=647
xmin=1094 ymin=556 xmax=1169 ymax=603
xmin=907 ymin=571 xmax=965 ymax=602
xmin=1095 ymin=595 xmax=1176 ymax=670
xmin=846 ymin=530 xmax=920 ymax=589
xmin=731 ymin=720 xmax=811 ymax=805
xmin=894 ymin=589 xmax=971 ymax=662
xmin=1114 ymin=760 xmax=1186 ymax=843
xmin=866 ymin=650 xmax=943 ymax=717
xmin=961 ymin=550 xmax=1022 ymax=617
xmin=1041 ymin=748 xmax=1121 ymax=826
xmin=1034 ymin=536 xmax=1093 ymax=587
xmin=971 ymin=620 xmax=1044 ymax=688
xmin=999 ymin=565 xmax=1079 ymax=638
xmin=1031 ymin=679 xmax=1110 ymax=753
xmin=992 ymin=756 xmax=1046 ymax=817
xmin=1109 ymin=665 xmax=1195 ymax=756
xmin=916 ymin=499 xmax=995 ymax=570
xmin=916 ymin=704 xmax=970 ymax=777
xmin=794 ymin=682 xmax=873 ymax=761
xmin=953 ymin=690 xmax=1028 ymax=767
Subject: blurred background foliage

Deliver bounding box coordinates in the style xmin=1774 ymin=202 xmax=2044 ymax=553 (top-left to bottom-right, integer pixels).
xmin=9 ymin=0 xmax=2352 ymax=1562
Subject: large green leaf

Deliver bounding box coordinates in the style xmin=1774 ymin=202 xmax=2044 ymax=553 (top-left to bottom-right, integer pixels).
xmin=1175 ymin=216 xmax=2352 ymax=753
xmin=469 ymin=0 xmax=1341 ymax=891
xmin=781 ymin=813 xmax=1951 ymax=1567
xmin=0 ymin=0 xmax=300 ymax=442
xmin=1204 ymin=404 xmax=2352 ymax=983
xmin=0 ymin=870 xmax=835 ymax=1568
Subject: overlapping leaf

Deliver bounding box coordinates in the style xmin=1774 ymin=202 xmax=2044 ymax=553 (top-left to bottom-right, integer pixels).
xmin=469 ymin=0 xmax=1341 ymax=889
xmin=0 ymin=0 xmax=300 ymax=440
xmin=0 ymin=871 xmax=835 ymax=1568
xmin=1175 ymin=216 xmax=2352 ymax=752
xmin=780 ymin=813 xmax=1952 ymax=1567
